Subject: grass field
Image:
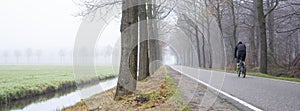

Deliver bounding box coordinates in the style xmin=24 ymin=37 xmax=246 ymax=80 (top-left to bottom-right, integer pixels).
xmin=0 ymin=65 xmax=116 ymax=104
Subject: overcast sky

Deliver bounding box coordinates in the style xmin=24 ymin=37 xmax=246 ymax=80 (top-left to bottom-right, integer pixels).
xmin=0 ymin=0 xmax=120 ymax=51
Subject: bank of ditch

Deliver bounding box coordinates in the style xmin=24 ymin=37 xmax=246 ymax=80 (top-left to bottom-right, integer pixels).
xmin=64 ymin=66 xmax=190 ymax=111
xmin=0 ymin=66 xmax=116 ymax=105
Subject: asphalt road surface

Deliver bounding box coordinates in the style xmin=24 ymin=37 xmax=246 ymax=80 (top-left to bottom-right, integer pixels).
xmin=170 ymin=65 xmax=300 ymax=111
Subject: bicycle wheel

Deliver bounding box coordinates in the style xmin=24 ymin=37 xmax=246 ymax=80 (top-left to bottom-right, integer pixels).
xmin=243 ymin=67 xmax=246 ymax=78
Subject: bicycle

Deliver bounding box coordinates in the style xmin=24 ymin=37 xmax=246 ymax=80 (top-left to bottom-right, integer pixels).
xmin=237 ymin=59 xmax=246 ymax=78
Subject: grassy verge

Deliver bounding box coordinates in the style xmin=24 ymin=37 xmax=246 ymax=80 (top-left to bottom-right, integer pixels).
xmin=0 ymin=65 xmax=116 ymax=104
xmin=64 ymin=66 xmax=190 ymax=111
xmin=226 ymin=70 xmax=300 ymax=82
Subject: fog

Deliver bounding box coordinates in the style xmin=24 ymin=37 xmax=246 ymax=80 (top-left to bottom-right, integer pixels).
xmin=0 ymin=0 xmax=120 ymax=65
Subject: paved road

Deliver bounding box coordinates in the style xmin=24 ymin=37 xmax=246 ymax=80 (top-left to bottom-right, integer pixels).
xmin=170 ymin=65 xmax=300 ymax=111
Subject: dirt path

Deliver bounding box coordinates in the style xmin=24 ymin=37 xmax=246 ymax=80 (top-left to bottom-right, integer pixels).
xmin=167 ymin=67 xmax=239 ymax=111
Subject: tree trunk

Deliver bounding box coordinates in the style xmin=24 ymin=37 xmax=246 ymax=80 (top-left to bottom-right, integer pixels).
xmin=296 ymin=31 xmax=300 ymax=56
xmin=195 ymin=26 xmax=202 ymax=67
xmin=230 ymin=0 xmax=238 ymax=69
xmin=207 ymin=21 xmax=213 ymax=68
xmin=201 ymin=32 xmax=206 ymax=68
xmin=153 ymin=0 xmax=160 ymax=69
xmin=138 ymin=0 xmax=149 ymax=81
xmin=254 ymin=0 xmax=260 ymax=67
xmin=249 ymin=25 xmax=257 ymax=67
xmin=115 ymin=0 xmax=138 ymax=98
xmin=186 ymin=49 xmax=189 ymax=65
xmin=147 ymin=0 xmax=156 ymax=74
xmin=257 ymin=0 xmax=268 ymax=73
xmin=207 ymin=0 xmax=222 ymax=68
xmin=267 ymin=0 xmax=275 ymax=55
xmin=130 ymin=0 xmax=139 ymax=89
xmin=229 ymin=0 xmax=237 ymax=44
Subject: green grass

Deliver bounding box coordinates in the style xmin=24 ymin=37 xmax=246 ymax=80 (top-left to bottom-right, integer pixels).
xmin=0 ymin=65 xmax=116 ymax=104
xmin=164 ymin=68 xmax=191 ymax=111
xmin=226 ymin=70 xmax=300 ymax=82
xmin=194 ymin=66 xmax=300 ymax=82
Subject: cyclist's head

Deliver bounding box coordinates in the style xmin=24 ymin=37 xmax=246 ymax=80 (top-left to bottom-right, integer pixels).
xmin=238 ymin=41 xmax=243 ymax=44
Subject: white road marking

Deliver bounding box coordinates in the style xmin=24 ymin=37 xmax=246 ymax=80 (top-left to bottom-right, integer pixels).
xmin=170 ymin=66 xmax=263 ymax=111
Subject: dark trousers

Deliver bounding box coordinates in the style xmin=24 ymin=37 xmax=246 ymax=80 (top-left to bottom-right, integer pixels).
xmin=237 ymin=51 xmax=246 ymax=63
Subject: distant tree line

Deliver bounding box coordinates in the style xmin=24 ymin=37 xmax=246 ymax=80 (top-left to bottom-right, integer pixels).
xmin=0 ymin=46 xmax=113 ymax=65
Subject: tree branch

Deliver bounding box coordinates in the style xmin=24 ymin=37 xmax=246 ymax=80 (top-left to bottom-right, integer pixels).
xmin=276 ymin=27 xmax=300 ymax=33
xmin=264 ymin=0 xmax=279 ymax=18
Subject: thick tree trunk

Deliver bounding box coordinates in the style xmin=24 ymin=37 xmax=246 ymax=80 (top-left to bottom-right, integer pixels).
xmin=130 ymin=0 xmax=139 ymax=86
xmin=138 ymin=0 xmax=149 ymax=81
xmin=115 ymin=0 xmax=138 ymax=98
xmin=257 ymin=0 xmax=268 ymax=73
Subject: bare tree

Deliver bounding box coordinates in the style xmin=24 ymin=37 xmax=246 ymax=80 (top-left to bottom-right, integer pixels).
xmin=115 ymin=0 xmax=139 ymax=97
xmin=148 ymin=0 xmax=158 ymax=73
xmin=26 ymin=48 xmax=33 ymax=64
xmin=104 ymin=45 xmax=113 ymax=65
xmin=14 ymin=50 xmax=21 ymax=64
xmin=36 ymin=49 xmax=42 ymax=64
xmin=2 ymin=50 xmax=9 ymax=64
xmin=175 ymin=0 xmax=207 ymax=68
xmin=58 ymin=49 xmax=66 ymax=65
xmin=267 ymin=0 xmax=276 ymax=55
xmin=138 ymin=0 xmax=150 ymax=80
xmin=256 ymin=0 xmax=279 ymax=73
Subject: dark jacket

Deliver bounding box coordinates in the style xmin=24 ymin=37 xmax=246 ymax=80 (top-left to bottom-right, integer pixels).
xmin=234 ymin=42 xmax=246 ymax=58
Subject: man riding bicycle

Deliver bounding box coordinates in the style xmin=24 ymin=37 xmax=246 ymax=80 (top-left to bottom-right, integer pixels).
xmin=234 ymin=41 xmax=246 ymax=69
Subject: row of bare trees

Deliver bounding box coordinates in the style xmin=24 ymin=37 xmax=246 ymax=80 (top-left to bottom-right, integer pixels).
xmin=175 ymin=0 xmax=299 ymax=77
xmin=75 ymin=0 xmax=299 ymax=97
xmin=76 ymin=0 xmax=164 ymax=97
xmin=230 ymin=0 xmax=299 ymax=76
xmin=115 ymin=0 xmax=169 ymax=97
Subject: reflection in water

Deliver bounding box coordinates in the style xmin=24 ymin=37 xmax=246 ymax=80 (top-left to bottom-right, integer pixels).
xmin=1 ymin=78 xmax=117 ymax=111
xmin=0 ymin=87 xmax=77 ymax=111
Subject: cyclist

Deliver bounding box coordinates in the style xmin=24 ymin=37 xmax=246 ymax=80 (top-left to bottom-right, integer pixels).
xmin=234 ymin=41 xmax=246 ymax=69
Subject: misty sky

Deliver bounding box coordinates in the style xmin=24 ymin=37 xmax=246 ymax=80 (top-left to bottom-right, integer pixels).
xmin=0 ymin=0 xmax=120 ymax=51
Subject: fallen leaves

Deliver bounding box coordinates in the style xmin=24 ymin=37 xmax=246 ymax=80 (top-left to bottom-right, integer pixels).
xmin=63 ymin=67 xmax=187 ymax=111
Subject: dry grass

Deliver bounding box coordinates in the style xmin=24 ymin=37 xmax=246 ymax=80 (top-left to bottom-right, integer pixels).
xmin=63 ymin=67 xmax=188 ymax=111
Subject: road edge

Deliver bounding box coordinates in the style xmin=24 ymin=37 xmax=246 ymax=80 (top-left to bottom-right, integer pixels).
xmin=170 ymin=66 xmax=263 ymax=111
